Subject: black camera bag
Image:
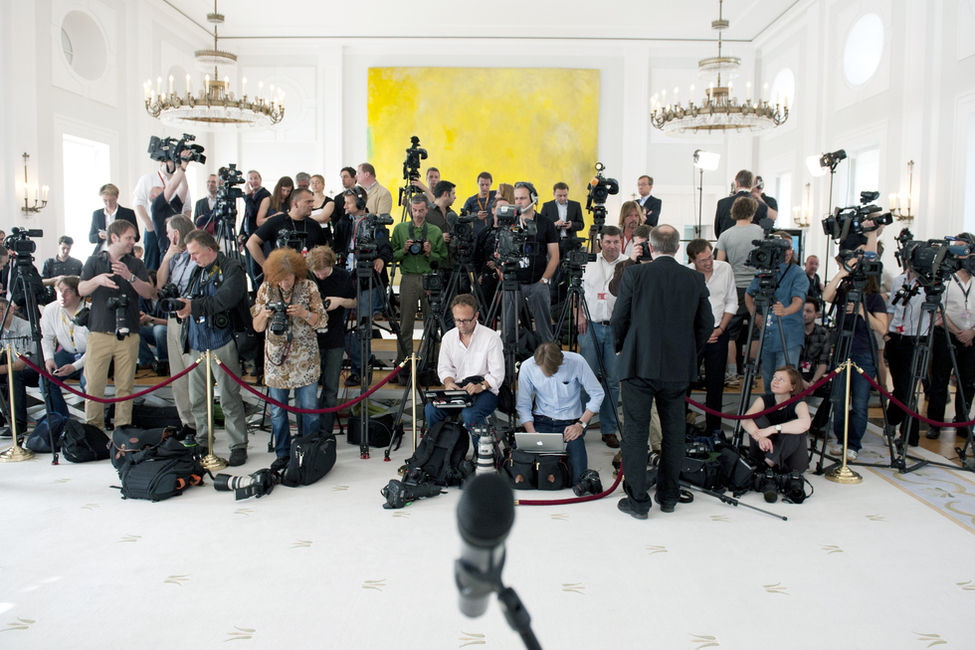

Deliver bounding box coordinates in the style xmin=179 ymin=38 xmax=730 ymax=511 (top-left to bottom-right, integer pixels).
xmin=60 ymin=420 xmax=111 ymax=463
xmin=347 ymin=412 xmax=394 ymax=447
xmin=25 ymin=413 xmax=66 ymax=453
xmin=281 ymin=434 xmax=336 ymax=487
xmin=680 ymin=452 xmax=722 ymax=490
xmin=502 ymin=449 xmax=537 ymax=489
xmin=404 ymin=420 xmax=471 ymax=487
xmin=536 ymin=454 xmax=572 ymax=491
xmin=118 ymin=437 xmax=205 ymax=501
xmin=717 ymin=446 xmax=758 ymax=496
xmin=110 ymin=425 xmax=175 ymax=470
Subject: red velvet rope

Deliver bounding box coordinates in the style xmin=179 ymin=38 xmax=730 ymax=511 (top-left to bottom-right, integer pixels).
xmin=516 ymin=464 xmax=624 ymax=506
xmin=216 ymin=359 xmax=403 ymax=414
xmin=855 ymin=366 xmax=975 ymax=428
xmin=684 ymin=367 xmax=842 ymax=420
xmin=18 ymin=354 xmax=200 ymax=404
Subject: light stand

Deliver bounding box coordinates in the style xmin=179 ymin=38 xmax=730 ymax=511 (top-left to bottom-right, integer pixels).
xmin=807 ymin=150 xmax=846 ymax=306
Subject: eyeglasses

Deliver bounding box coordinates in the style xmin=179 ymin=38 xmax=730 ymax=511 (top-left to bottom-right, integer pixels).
xmin=454 ymin=317 xmax=477 ymax=325
xmin=695 ymin=255 xmax=714 ymax=263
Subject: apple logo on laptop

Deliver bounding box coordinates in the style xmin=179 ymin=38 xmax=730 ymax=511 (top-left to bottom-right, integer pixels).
xmin=536 ymin=441 xmax=543 ymax=446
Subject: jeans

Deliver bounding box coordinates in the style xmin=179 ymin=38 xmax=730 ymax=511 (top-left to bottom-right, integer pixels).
xmin=761 ymin=344 xmax=802 ymax=394
xmin=318 ymin=345 xmax=345 ymax=435
xmin=424 ymin=390 xmax=499 ymax=447
xmin=269 ymin=382 xmax=320 ymax=458
xmin=620 ymin=377 xmax=689 ymax=511
xmin=579 ymin=322 xmax=619 ymax=436
xmin=831 ymin=351 xmax=877 ymax=452
xmin=144 ymin=229 xmax=160 ymax=271
xmin=138 ymin=324 xmax=168 ymax=365
xmin=532 ymin=415 xmax=586 ymax=486
xmin=42 ymin=349 xmax=86 ymax=417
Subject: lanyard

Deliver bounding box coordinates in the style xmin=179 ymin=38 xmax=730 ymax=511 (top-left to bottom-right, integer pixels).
xmin=952 ymin=275 xmax=972 ymax=309
xmin=60 ymin=309 xmax=77 ymax=349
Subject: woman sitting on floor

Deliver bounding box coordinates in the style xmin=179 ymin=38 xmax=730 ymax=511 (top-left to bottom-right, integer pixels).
xmin=741 ymin=365 xmax=812 ymax=472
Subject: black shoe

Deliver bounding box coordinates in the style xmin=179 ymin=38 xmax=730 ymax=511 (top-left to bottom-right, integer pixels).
xmin=228 ymin=448 xmax=247 ymax=467
xmin=346 ymin=374 xmax=361 ymax=387
xmin=617 ymin=497 xmax=649 ymax=520
xmin=653 ymin=491 xmax=682 ymax=513
xmin=270 ymin=456 xmax=289 ymax=471
xmin=926 ymin=427 xmax=941 ymax=440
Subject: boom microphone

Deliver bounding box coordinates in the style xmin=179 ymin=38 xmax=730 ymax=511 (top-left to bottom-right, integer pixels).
xmin=455 ymin=474 xmax=515 ymax=618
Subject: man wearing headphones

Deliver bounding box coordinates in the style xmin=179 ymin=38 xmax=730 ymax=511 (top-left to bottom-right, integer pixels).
xmin=505 ymin=181 xmax=560 ymax=343
xmin=391 ymin=195 xmax=447 ymax=384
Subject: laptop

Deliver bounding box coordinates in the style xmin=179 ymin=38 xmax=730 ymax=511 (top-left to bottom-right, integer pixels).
xmin=514 ymin=432 xmax=567 ymax=454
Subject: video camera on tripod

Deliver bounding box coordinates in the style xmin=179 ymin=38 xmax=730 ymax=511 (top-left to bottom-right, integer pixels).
xmin=402 ymin=135 xmax=428 ymax=183
xmin=148 ymin=133 xmax=206 ymax=166
xmin=584 ymin=162 xmax=619 ymax=229
xmin=745 ymin=219 xmax=791 ymax=272
xmin=3 ymin=228 xmax=50 ymax=308
xmin=901 ymin=236 xmax=975 ymax=288
xmin=3 ymin=228 xmax=42 ymax=257
xmin=494 ymin=205 xmax=537 ymax=264
xmin=822 ymin=191 xmax=893 ymax=241
xmin=213 ymin=164 xmax=245 ymax=234
xmin=354 ymin=213 xmax=395 ymax=263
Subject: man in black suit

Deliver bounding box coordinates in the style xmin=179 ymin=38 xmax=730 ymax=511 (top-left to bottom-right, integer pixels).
xmin=194 ymin=173 xmax=219 ymax=234
xmin=89 ymin=183 xmax=138 ymax=255
xmin=540 ymin=182 xmax=584 ymax=238
xmin=713 ymin=169 xmax=768 ymax=238
xmin=636 ymin=175 xmax=663 ymax=227
xmin=611 ymin=225 xmax=713 ymax=519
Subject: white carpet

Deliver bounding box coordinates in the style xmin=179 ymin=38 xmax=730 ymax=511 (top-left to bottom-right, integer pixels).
xmin=2 ymin=425 xmax=974 ymax=650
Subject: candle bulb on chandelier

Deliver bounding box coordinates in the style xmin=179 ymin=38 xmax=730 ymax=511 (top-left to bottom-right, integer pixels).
xmin=242 ymin=77 xmax=247 ymax=97
xmin=269 ymin=85 xmax=275 ymax=107
xmin=42 ymin=186 xmax=49 ymax=201
xmin=889 ymin=193 xmax=896 ymax=209
xmin=746 ymin=81 xmax=752 ymax=104
xmin=205 ymin=74 xmax=210 ymax=95
xmin=143 ymin=83 xmax=150 ymax=101
xmin=34 ymin=185 xmax=39 ymax=201
xmin=156 ymin=77 xmax=162 ymax=95
xmin=168 ymin=75 xmax=173 ymax=94
xmin=224 ymin=76 xmax=229 ymax=95
xmin=186 ymin=74 xmax=191 ymax=95
xmin=673 ymin=87 xmax=679 ymax=107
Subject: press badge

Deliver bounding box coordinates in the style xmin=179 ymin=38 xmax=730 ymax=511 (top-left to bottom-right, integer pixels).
xmin=800 ymin=361 xmax=811 ymax=373
xmin=597 ymin=293 xmax=607 ymax=301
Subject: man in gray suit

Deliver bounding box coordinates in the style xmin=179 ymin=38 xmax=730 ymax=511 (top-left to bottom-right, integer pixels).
xmin=611 ymin=225 xmax=713 ymax=518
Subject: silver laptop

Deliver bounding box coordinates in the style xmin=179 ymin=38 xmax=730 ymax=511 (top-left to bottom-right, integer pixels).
xmin=514 ymin=432 xmax=567 ymax=454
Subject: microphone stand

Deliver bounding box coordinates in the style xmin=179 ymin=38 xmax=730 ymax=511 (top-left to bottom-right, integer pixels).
xmin=455 ymin=558 xmax=542 ymax=650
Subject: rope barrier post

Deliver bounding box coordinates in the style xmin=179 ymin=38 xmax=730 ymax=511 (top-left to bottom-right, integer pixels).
xmin=411 ymin=352 xmax=418 ymax=452
xmin=0 ymin=345 xmax=33 ymax=463
xmin=826 ymin=359 xmax=863 ymax=484
xmin=199 ymin=349 xmax=228 ymax=472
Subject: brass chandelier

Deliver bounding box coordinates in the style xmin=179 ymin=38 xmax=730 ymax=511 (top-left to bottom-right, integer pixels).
xmin=650 ymin=0 xmax=788 ymax=136
xmin=144 ymin=0 xmax=284 ymax=131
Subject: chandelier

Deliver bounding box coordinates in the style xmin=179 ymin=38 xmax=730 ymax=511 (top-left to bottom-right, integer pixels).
xmin=650 ymin=0 xmax=788 ymax=136
xmin=144 ymin=1 xmax=284 ymax=131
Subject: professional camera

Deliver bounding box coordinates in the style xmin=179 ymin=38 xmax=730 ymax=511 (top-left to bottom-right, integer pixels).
xmin=213 ymin=468 xmax=280 ymax=500
xmin=353 ymin=213 xmax=394 ymax=265
xmin=634 ymin=240 xmax=653 ymax=262
xmin=3 ymin=228 xmax=41 ymax=257
xmin=745 ymin=219 xmax=791 ymax=272
xmin=451 ymin=209 xmax=478 ymax=251
xmin=381 ymin=467 xmax=444 ymax=509
xmin=266 ymin=301 xmax=290 ymax=336
xmin=72 ymin=306 xmax=90 ymax=328
xmin=157 ymin=283 xmax=184 ymax=315
xmin=822 ymin=191 xmax=893 ymax=241
xmin=402 ymin=135 xmax=428 ymax=182
xmin=106 ymin=294 xmax=130 ymax=339
xmin=585 ymin=162 xmax=620 ymax=228
xmin=276 ymin=229 xmax=309 ymax=253
xmin=837 ymin=247 xmax=883 ymax=278
xmin=212 ymin=164 xmax=245 ymax=235
xmin=893 ymin=227 xmax=914 ymax=270
xmin=147 ymin=133 xmax=206 ymax=166
xmin=572 ymin=469 xmax=603 ymax=497
xmin=422 ymin=271 xmax=444 ymax=294
xmin=903 ymin=237 xmax=975 ymax=287
xmin=752 ymin=468 xmax=808 ymax=504
xmin=408 ymin=237 xmax=428 ymax=256
xmin=494 ymin=204 xmax=538 ymax=263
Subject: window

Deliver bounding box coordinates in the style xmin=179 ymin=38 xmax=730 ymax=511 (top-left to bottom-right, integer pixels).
xmin=774 ymin=173 xmax=792 ymax=228
xmin=966 ymin=111 xmax=975 ymax=233
xmin=843 ymin=14 xmax=884 ymax=86
xmin=62 ymin=134 xmax=111 ymax=258
xmin=850 ymin=147 xmax=881 ymax=204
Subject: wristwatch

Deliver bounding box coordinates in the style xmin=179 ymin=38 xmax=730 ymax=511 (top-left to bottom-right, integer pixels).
xmin=577 ymin=420 xmax=588 ymax=428
xmin=775 ymin=424 xmax=782 ymax=433
xmin=129 ymin=273 xmax=136 ymax=283
xmin=540 ymin=278 xmax=550 ymax=285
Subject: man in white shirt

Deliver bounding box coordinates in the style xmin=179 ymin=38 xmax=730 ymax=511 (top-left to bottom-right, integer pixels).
xmin=40 ymin=275 xmax=89 ymax=417
xmin=133 ymin=158 xmax=193 ymax=270
xmin=577 ymin=225 xmax=624 ymax=448
xmin=424 ymin=294 xmax=504 ymax=441
xmin=687 ymin=239 xmax=738 ymax=433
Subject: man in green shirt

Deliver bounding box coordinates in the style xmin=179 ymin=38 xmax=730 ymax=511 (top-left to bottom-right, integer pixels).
xmin=391 ymin=196 xmax=447 ymax=382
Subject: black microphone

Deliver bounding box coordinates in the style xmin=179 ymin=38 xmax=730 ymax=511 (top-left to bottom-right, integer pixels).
xmin=455 ymin=474 xmax=515 ymax=618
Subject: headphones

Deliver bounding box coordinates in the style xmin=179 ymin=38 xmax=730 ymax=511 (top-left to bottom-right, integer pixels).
xmin=347 ymin=187 xmax=367 ymax=211
xmin=517 ymin=182 xmax=538 ymax=206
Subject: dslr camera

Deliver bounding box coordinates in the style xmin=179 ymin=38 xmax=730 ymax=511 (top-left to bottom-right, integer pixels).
xmin=157 ymin=283 xmax=184 ymax=315
xmin=276 ymin=229 xmax=309 ymax=253
xmin=265 ymin=301 xmax=291 ymax=336
xmin=106 ymin=294 xmax=130 ymax=339
xmin=822 ymin=191 xmax=893 ymax=241
xmin=408 ymin=237 xmax=428 ymax=256
xmin=148 ymin=133 xmax=206 ymax=166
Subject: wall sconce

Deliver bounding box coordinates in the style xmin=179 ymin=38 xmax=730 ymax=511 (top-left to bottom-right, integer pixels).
xmin=21 ymin=153 xmax=49 ymax=214
xmin=890 ymin=160 xmax=915 ymax=223
xmin=794 ymin=182 xmax=812 ymax=227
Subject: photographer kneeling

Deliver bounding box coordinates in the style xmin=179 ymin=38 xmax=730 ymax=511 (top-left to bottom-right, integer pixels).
xmin=252 ymin=248 xmax=328 ymax=469
xmin=741 ymin=366 xmax=812 ymax=472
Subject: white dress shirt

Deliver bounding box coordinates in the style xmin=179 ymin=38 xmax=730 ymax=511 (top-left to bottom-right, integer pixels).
xmin=887 ymin=273 xmax=930 ymax=336
xmin=688 ymin=258 xmax=738 ymax=325
xmin=582 ymin=252 xmax=623 ymax=322
xmin=437 ymin=322 xmax=504 ymax=395
xmin=40 ymin=301 xmax=89 ymax=371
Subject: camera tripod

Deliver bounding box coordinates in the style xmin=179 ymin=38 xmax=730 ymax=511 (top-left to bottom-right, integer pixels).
xmin=890 ymin=281 xmax=974 ymax=473
xmin=444 ymin=245 xmax=487 ymax=320
xmin=0 ymin=247 xmax=57 ymax=462
xmin=731 ymin=268 xmax=793 ymax=448
xmin=809 ymin=273 xmax=893 ymax=473
xmin=352 ymin=251 xmax=402 ymax=459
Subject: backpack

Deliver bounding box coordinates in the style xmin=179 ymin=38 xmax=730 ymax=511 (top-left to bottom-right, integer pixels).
xmin=118 ymin=437 xmax=206 ymax=501
xmin=281 ymin=434 xmax=337 ymax=487
xmin=110 ymin=425 xmax=176 ymax=470
xmin=347 ymin=404 xmax=394 ymax=447
xmin=60 ymin=420 xmax=111 ymax=463
xmin=25 ymin=413 xmax=67 ymax=453
xmin=404 ymin=420 xmax=472 ymax=487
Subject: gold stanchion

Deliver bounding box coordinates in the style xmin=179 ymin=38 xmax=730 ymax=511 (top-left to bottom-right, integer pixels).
xmin=826 ymin=359 xmax=863 ymax=484
xmin=199 ymin=349 xmax=228 ymax=471
xmin=0 ymin=345 xmax=34 ymax=462
xmin=411 ymin=353 xmax=418 ymax=452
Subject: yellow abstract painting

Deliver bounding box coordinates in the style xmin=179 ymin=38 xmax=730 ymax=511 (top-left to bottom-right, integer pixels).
xmin=367 ymin=67 xmax=599 ymax=230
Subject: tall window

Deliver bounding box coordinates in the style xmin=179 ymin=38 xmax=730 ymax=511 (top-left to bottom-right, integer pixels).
xmin=62 ymin=134 xmax=110 ymax=259
xmin=774 ymin=173 xmax=792 ymax=228
xmin=966 ymin=112 xmax=975 ymax=234
xmin=850 ymin=147 xmax=880 ymax=205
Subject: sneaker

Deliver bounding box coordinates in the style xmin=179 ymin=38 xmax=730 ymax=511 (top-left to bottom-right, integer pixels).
xmin=617 ymin=497 xmax=648 ymax=520
xmin=228 ymin=448 xmax=247 ymax=467
xmin=270 ymin=456 xmax=289 ymax=471
xmin=345 ymin=373 xmax=361 ymax=387
xmin=846 ymin=449 xmax=858 ymax=461
xmin=724 ymin=373 xmax=741 ymax=387
xmin=828 ymin=444 xmax=845 ymax=456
